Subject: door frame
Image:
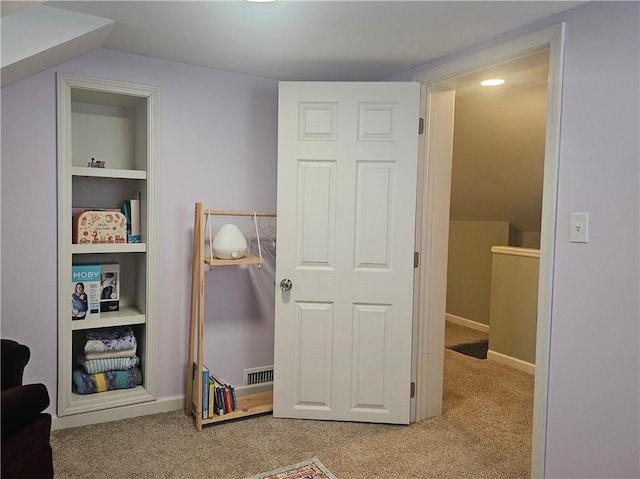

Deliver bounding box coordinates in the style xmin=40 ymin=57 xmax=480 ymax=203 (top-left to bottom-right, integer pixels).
xmin=411 ymin=24 xmax=565 ymax=479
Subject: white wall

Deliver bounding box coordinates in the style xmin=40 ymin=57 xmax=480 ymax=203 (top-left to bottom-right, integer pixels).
xmin=394 ymin=2 xmax=639 ymax=477
xmin=0 ymin=48 xmax=279 ymax=406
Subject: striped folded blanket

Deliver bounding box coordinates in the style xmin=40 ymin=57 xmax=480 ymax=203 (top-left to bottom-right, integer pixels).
xmin=77 ymin=355 xmax=140 ymax=374
xmin=84 ymin=347 xmax=137 ymax=361
xmin=72 ymin=368 xmax=142 ymax=394
xmin=84 ymin=326 xmax=137 ymax=354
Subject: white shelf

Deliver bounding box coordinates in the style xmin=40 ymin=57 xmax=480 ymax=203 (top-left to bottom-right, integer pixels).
xmin=72 ymin=243 xmax=146 ymax=254
xmin=72 ymin=167 xmax=147 ymax=179
xmin=71 ymin=306 xmax=145 ymax=330
xmin=66 ymin=386 xmax=154 ymax=416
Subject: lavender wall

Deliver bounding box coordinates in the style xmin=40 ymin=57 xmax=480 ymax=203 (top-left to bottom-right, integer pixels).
xmin=544 ymin=3 xmax=639 ymax=477
xmin=1 ymin=2 xmax=638 ymax=477
xmin=1 ymin=48 xmax=279 ymax=403
xmin=392 ymin=2 xmax=640 ymax=477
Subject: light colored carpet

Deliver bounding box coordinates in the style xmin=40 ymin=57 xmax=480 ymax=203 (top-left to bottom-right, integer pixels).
xmin=444 ymin=320 xmax=489 ymax=347
xmin=51 ymin=323 xmax=532 ymax=479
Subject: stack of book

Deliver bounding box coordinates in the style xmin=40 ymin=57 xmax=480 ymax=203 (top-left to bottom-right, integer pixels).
xmin=192 ymin=363 xmax=238 ymax=419
xmin=210 ymin=373 xmax=237 ymax=417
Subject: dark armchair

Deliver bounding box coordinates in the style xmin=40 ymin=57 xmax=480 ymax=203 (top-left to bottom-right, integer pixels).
xmin=1 ymin=339 xmax=54 ymax=479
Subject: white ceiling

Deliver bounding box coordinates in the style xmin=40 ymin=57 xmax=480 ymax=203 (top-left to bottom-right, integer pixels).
xmin=2 ymin=0 xmax=584 ymax=82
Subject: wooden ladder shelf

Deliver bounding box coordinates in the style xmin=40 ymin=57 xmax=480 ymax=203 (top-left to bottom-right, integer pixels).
xmin=186 ymin=202 xmax=276 ymax=431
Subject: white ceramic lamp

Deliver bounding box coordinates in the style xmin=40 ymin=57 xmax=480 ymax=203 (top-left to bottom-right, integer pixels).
xmin=211 ymin=224 xmax=248 ymax=259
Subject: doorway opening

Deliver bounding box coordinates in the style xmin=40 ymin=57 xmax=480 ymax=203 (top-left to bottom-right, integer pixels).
xmin=412 ymin=25 xmax=565 ymax=479
xmin=445 ymin=48 xmax=549 ymax=364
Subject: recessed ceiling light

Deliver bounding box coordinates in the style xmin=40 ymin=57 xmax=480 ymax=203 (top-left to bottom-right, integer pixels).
xmin=481 ymin=79 xmax=505 ymax=87
xmin=245 ymin=0 xmax=277 ymax=2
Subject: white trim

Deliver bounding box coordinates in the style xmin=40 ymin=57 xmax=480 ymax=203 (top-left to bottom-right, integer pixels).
xmin=487 ymin=350 xmax=536 ymax=375
xmin=56 ymin=74 xmax=160 ymax=418
xmin=414 ymin=85 xmax=456 ymax=421
xmin=446 ymin=314 xmax=490 ymax=333
xmin=52 ymin=395 xmax=184 ymax=430
xmin=491 ymin=246 xmax=541 ymax=259
xmin=50 ymin=384 xmax=274 ymax=430
xmin=412 ymin=26 xmax=561 ymax=85
xmin=413 ymin=24 xmax=565 ymax=479
xmin=530 ymin=24 xmax=565 ymax=479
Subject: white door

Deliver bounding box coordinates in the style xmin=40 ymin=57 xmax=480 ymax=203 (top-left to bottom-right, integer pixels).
xmin=273 ymin=82 xmax=420 ymax=424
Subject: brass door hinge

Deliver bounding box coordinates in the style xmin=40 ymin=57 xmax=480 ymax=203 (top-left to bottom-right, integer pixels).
xmin=418 ymin=117 xmax=425 ymax=135
xmin=410 ymin=382 xmax=416 ymax=398
xmin=414 ymin=251 xmax=419 ymax=268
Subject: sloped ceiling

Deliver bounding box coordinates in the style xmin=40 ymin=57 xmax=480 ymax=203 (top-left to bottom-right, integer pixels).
xmin=452 ymin=82 xmax=548 ymax=234
xmin=1 ymin=4 xmax=113 ymax=87
xmin=450 ymin=50 xmax=549 ymax=234
xmin=1 ymin=0 xmax=584 ymax=85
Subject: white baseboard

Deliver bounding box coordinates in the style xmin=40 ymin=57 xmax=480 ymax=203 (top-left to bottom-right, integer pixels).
xmin=445 ymin=313 xmax=489 ymax=333
xmin=487 ymin=350 xmax=535 ymax=375
xmin=51 ymin=384 xmax=274 ymax=430
xmin=52 ymin=395 xmax=185 ymax=430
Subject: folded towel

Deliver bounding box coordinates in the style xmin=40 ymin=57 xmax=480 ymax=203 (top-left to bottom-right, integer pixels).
xmin=72 ymin=368 xmax=142 ymax=394
xmin=84 ymin=326 xmax=137 ymax=354
xmin=84 ymin=347 xmax=137 ymax=361
xmin=77 ymin=355 xmax=140 ymax=374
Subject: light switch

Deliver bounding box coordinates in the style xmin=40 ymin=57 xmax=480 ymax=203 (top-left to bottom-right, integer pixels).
xmin=570 ymin=213 xmax=588 ymax=243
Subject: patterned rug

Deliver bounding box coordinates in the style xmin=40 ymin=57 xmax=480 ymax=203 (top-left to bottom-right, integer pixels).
xmin=243 ymin=457 xmax=337 ymax=479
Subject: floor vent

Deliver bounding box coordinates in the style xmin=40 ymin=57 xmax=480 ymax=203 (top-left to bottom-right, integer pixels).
xmin=243 ymin=365 xmax=274 ymax=385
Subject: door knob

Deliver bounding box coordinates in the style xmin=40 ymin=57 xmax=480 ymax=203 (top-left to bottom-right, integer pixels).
xmin=280 ymin=278 xmax=293 ymax=291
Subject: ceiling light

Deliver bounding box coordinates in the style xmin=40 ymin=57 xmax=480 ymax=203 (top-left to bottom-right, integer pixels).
xmin=245 ymin=0 xmax=277 ymax=2
xmin=481 ymin=79 xmax=505 ymax=87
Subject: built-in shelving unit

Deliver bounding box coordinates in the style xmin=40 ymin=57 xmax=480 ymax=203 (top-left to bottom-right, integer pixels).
xmin=186 ymin=202 xmax=275 ymax=431
xmin=56 ymin=74 xmax=158 ymax=418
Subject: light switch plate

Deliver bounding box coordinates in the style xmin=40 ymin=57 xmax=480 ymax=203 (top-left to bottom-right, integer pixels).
xmin=570 ymin=212 xmax=588 ymax=243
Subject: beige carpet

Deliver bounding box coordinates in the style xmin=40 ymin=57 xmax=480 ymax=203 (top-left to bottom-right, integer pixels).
xmin=444 ymin=320 xmax=489 ymax=347
xmin=51 ymin=323 xmax=533 ymax=479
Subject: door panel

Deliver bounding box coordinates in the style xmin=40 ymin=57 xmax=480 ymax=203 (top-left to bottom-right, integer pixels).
xmin=355 ymin=162 xmax=394 ymax=269
xmin=297 ymin=161 xmax=336 ymax=268
xmin=294 ymin=301 xmax=333 ymax=411
xmin=274 ymin=82 xmax=420 ymax=424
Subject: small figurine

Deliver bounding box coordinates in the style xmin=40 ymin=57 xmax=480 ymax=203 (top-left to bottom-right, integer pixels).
xmin=88 ymin=158 xmax=106 ymax=168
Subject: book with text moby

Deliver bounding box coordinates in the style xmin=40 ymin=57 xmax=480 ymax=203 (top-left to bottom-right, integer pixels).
xmin=72 ymin=265 xmax=101 ymax=320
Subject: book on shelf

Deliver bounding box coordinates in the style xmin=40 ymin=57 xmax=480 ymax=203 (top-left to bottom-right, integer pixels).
xmin=228 ymin=384 xmax=237 ymax=411
xmin=223 ymin=387 xmax=233 ymax=414
xmin=72 ymin=263 xmax=122 ymax=320
xmin=191 ymin=363 xmax=209 ymax=420
xmin=122 ymin=195 xmax=141 ymax=243
xmin=209 ymin=372 xmax=238 ymax=416
xmin=213 ymin=379 xmax=226 ymax=416
xmin=71 ymin=264 xmax=101 ymax=320
xmin=208 ymin=377 xmax=215 ymax=419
